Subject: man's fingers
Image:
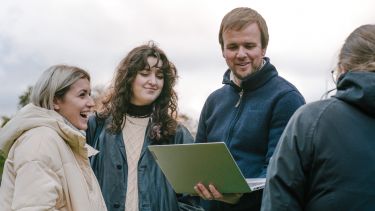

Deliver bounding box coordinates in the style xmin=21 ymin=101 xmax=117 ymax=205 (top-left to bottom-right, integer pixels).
xmin=195 ymin=183 xmax=242 ymax=204
xmin=194 ymin=185 xmax=205 ymax=199
xmin=195 ymin=183 xmax=213 ymax=200
xmin=208 ymin=184 xmax=223 ymax=199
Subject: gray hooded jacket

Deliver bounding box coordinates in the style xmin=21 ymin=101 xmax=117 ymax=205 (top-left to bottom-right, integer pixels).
xmin=262 ymin=71 xmax=375 ymax=210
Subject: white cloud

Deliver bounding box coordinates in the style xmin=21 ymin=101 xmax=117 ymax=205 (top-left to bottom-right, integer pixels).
xmin=0 ymin=0 xmax=374 ymax=120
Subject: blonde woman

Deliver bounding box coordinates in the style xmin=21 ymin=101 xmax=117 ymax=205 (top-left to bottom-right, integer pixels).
xmin=0 ymin=65 xmax=107 ymax=211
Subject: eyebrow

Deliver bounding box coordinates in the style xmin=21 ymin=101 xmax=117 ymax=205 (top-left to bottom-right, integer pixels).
xmin=78 ymin=89 xmax=90 ymax=94
xmin=143 ymin=65 xmax=161 ymax=71
xmin=143 ymin=66 xmax=163 ymax=72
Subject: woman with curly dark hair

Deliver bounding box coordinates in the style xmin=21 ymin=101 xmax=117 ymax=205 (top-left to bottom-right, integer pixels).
xmin=86 ymin=41 xmax=203 ymax=211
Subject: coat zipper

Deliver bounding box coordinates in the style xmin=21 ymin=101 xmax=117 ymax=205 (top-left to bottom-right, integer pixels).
xmin=225 ymin=89 xmax=244 ymax=145
xmin=235 ymin=90 xmax=244 ymax=107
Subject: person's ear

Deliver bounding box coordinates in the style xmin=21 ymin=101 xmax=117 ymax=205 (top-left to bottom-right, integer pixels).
xmin=338 ymin=64 xmax=347 ymax=74
xmin=261 ymin=48 xmax=266 ymax=57
xmin=53 ymin=98 xmax=60 ymax=110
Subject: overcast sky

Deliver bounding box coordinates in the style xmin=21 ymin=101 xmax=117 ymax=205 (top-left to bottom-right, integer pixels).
xmin=1 ymin=0 xmax=374 ymax=121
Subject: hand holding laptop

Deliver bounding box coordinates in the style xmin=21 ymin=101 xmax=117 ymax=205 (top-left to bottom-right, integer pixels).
xmin=194 ymin=183 xmax=243 ymax=204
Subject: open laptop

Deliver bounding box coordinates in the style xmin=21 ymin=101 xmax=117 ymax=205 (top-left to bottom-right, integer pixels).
xmin=148 ymin=142 xmax=265 ymax=194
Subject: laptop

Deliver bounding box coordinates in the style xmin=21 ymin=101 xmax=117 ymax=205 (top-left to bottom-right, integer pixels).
xmin=148 ymin=142 xmax=265 ymax=194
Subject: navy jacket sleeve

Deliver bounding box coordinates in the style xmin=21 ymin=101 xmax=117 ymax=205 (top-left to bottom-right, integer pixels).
xmin=195 ymin=98 xmax=210 ymax=143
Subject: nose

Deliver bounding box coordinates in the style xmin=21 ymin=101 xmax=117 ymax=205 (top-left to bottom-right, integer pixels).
xmin=87 ymin=96 xmax=95 ymax=108
xmin=148 ymin=73 xmax=157 ymax=85
xmin=236 ymin=46 xmax=246 ymax=58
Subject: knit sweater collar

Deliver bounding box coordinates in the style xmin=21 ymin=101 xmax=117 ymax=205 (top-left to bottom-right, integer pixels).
xmin=127 ymin=103 xmax=153 ymax=118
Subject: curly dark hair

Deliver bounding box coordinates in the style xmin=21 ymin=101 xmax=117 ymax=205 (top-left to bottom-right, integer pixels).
xmin=99 ymin=41 xmax=178 ymax=143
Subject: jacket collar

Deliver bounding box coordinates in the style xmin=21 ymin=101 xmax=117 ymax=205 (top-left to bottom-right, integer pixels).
xmin=0 ymin=104 xmax=95 ymax=158
xmin=222 ymin=57 xmax=278 ymax=92
xmin=334 ymin=71 xmax=375 ymax=117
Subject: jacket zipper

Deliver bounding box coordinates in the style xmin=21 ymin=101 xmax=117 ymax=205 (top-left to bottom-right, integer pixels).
xmin=225 ymin=90 xmax=244 ymax=145
xmin=235 ymin=90 xmax=244 ymax=107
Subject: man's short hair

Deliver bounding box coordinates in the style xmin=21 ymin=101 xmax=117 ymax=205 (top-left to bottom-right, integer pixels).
xmin=219 ymin=7 xmax=269 ymax=51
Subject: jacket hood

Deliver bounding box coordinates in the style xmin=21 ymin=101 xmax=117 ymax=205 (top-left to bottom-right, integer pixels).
xmin=0 ymin=104 xmax=97 ymax=159
xmin=334 ymin=71 xmax=375 ymax=117
xmin=222 ymin=57 xmax=278 ymax=92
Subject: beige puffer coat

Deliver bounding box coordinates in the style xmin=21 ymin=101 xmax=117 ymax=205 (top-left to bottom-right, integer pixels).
xmin=0 ymin=104 xmax=107 ymax=211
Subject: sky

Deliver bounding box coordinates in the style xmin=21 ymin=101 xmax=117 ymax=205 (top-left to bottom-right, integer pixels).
xmin=0 ymin=0 xmax=374 ymax=121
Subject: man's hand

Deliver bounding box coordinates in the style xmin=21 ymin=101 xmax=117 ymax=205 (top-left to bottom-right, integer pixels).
xmin=194 ymin=183 xmax=243 ymax=204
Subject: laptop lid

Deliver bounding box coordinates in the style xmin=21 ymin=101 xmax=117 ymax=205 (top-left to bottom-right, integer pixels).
xmin=148 ymin=142 xmax=253 ymax=194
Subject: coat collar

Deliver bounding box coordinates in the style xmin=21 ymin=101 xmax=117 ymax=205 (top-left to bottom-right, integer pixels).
xmin=0 ymin=104 xmax=94 ymax=159
xmin=222 ymin=57 xmax=278 ymax=92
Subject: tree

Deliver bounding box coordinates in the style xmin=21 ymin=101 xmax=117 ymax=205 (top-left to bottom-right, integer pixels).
xmin=18 ymin=86 xmax=32 ymax=108
xmin=1 ymin=116 xmax=10 ymax=128
xmin=0 ymin=86 xmax=33 ymax=128
xmin=91 ymin=84 xmax=106 ymax=111
xmin=178 ymin=113 xmax=198 ymax=138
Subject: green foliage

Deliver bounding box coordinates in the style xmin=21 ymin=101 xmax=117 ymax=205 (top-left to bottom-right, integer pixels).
xmin=0 ymin=155 xmax=4 ymax=183
xmin=18 ymin=86 xmax=32 ymax=108
xmin=1 ymin=116 xmax=10 ymax=128
xmin=1 ymin=86 xmax=33 ymax=128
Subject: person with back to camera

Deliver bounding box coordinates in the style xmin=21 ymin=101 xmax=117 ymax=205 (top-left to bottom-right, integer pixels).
xmin=86 ymin=41 xmax=203 ymax=211
xmin=0 ymin=65 xmax=107 ymax=210
xmin=261 ymin=24 xmax=375 ymax=210
xmin=193 ymin=7 xmax=305 ymax=211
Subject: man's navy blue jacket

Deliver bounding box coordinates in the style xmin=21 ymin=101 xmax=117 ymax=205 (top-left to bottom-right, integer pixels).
xmin=196 ymin=57 xmax=305 ymax=210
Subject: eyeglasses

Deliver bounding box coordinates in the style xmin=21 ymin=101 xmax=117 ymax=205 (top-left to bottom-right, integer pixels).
xmin=331 ymin=69 xmax=339 ymax=84
xmin=320 ymin=69 xmax=339 ymax=100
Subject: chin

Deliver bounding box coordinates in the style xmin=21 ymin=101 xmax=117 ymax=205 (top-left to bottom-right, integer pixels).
xmin=142 ymin=98 xmax=156 ymax=105
xmin=78 ymin=124 xmax=87 ymax=130
xmin=73 ymin=122 xmax=87 ymax=131
xmin=79 ymin=123 xmax=88 ymax=130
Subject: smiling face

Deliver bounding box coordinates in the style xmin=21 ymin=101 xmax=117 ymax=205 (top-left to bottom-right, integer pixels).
xmin=53 ymin=78 xmax=95 ymax=130
xmin=222 ymin=22 xmax=266 ymax=84
xmin=130 ymin=56 xmax=164 ymax=106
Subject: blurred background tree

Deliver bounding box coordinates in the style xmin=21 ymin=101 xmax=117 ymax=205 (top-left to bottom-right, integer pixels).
xmin=0 ymin=116 xmax=10 ymax=128
xmin=18 ymin=86 xmax=32 ymax=108
xmin=0 ymin=86 xmax=32 ymax=127
xmin=177 ymin=114 xmax=198 ymax=138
